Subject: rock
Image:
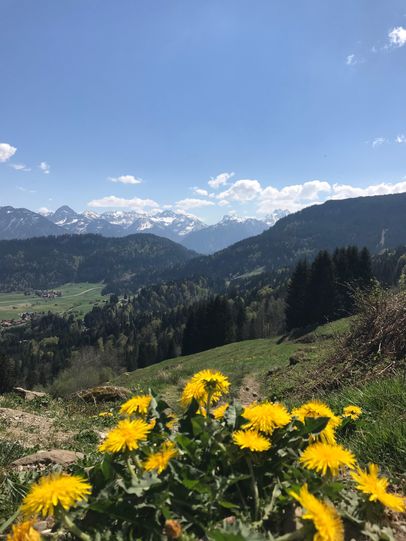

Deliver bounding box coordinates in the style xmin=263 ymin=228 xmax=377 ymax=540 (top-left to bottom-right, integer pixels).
xmin=75 ymin=385 xmax=132 ymax=403
xmin=13 ymin=387 xmax=47 ymax=401
xmin=12 ymin=449 xmax=84 ymax=468
xmin=289 ymin=355 xmax=299 ymax=366
xmin=289 ymin=351 xmax=309 ymax=366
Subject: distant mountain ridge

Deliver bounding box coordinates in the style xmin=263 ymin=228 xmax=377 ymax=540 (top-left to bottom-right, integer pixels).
xmin=0 ymin=205 xmax=288 ymax=252
xmin=0 ymin=206 xmax=64 ymax=239
xmin=181 ymin=211 xmax=289 ymax=254
xmin=165 ymin=192 xmax=406 ymax=283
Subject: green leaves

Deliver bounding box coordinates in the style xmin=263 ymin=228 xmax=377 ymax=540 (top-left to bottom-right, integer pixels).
xmin=5 ymin=380 xmax=398 ymax=540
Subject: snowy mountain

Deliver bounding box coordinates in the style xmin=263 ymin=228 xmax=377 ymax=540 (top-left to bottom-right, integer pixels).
xmin=180 ymin=214 xmax=280 ymax=254
xmin=0 ymin=205 xmax=289 ymax=251
xmin=0 ymin=206 xmax=64 ymax=240
xmin=263 ymin=209 xmax=290 ymax=227
xmin=48 ymin=206 xmax=123 ymax=236
xmin=124 ymin=210 xmax=206 ymax=240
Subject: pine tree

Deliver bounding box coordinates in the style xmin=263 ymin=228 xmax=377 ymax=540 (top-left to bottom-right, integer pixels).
xmin=285 ymin=259 xmax=309 ymax=330
xmin=307 ymin=251 xmax=336 ymax=325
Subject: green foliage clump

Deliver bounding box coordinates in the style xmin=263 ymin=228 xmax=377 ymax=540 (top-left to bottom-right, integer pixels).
xmin=5 ymin=371 xmax=404 ymax=540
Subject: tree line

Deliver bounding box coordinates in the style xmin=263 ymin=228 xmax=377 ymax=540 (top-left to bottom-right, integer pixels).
xmin=285 ymin=246 xmax=373 ymax=330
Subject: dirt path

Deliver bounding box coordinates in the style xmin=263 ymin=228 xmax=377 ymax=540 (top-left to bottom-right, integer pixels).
xmin=62 ymin=286 xmax=100 ymax=299
xmin=237 ymin=374 xmax=262 ymax=405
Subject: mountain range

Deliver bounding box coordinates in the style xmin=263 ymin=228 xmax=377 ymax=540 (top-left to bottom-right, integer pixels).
xmin=1 ymin=192 xmax=406 ymax=294
xmin=0 ymin=205 xmax=288 ymax=253
xmin=168 ymin=191 xmax=406 ymax=284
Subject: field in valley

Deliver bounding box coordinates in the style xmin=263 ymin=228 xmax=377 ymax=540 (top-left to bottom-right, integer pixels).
xmin=0 ymin=282 xmax=105 ymax=320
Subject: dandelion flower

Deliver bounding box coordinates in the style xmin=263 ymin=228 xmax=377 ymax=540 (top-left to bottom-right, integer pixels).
xmin=290 ymin=484 xmax=344 ymax=541
xmin=6 ymin=520 xmax=41 ymax=541
xmin=98 ymin=411 xmax=113 ymax=418
xmin=232 ymin=430 xmax=271 ymax=452
xmin=300 ymin=442 xmax=356 ymax=476
xmin=242 ymin=401 xmax=291 ymax=434
xmin=213 ymin=402 xmax=229 ymax=420
xmin=181 ymin=369 xmax=230 ymax=407
xmin=351 ymin=464 xmax=405 ymax=512
xmin=99 ymin=418 xmax=152 ymax=453
xmin=292 ymin=401 xmax=341 ymax=444
xmin=120 ymin=394 xmax=152 ymax=416
xmin=144 ymin=441 xmax=177 ymax=474
xmin=342 ymin=405 xmax=362 ymax=420
xmin=21 ymin=473 xmax=91 ymax=517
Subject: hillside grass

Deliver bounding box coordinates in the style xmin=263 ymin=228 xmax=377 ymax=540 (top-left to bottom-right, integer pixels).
xmin=114 ymin=318 xmax=351 ymax=405
xmin=0 ymin=282 xmax=104 ymax=320
xmin=0 ymin=317 xmax=404 ymax=502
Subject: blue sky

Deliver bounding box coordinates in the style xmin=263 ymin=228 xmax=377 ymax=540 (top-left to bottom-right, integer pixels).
xmin=1 ymin=0 xmax=406 ymax=223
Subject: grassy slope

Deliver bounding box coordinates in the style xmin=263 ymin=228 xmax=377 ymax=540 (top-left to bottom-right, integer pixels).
xmin=0 ymin=282 xmax=104 ymax=319
xmin=0 ymin=317 xmax=404 ymax=487
xmin=114 ymin=319 xmax=351 ymax=405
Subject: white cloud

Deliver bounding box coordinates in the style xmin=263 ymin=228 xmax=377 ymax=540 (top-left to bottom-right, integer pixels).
xmin=38 ymin=207 xmax=51 ymax=215
xmin=371 ymin=137 xmax=386 ymax=148
xmin=217 ymin=179 xmax=262 ymax=202
xmin=17 ymin=186 xmax=36 ymax=193
xmin=208 ymin=172 xmax=234 ymax=189
xmin=257 ymin=180 xmax=331 ymax=214
xmin=346 ymin=54 xmax=357 ymax=65
xmin=395 ymin=134 xmax=406 ymax=144
xmin=331 ymin=180 xmax=406 ymax=199
xmin=175 ymin=198 xmax=215 ymax=210
xmin=9 ymin=163 xmax=31 ymax=171
xmin=108 ymin=175 xmax=142 ymax=185
xmin=218 ymin=199 xmax=230 ymax=207
xmin=256 ymin=178 xmax=406 ymax=214
xmin=192 ymin=187 xmax=209 ymax=196
xmin=39 ymin=161 xmax=50 ymax=174
xmin=388 ymin=26 xmax=406 ymax=47
xmin=0 ymin=143 xmax=17 ymax=162
xmin=87 ymin=195 xmax=159 ymax=211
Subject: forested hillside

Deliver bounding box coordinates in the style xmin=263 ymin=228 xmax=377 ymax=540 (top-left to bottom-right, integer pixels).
xmin=0 ymin=234 xmax=196 ymax=292
xmin=161 ymin=192 xmax=406 ymax=285
xmin=3 ymin=244 xmax=401 ymax=393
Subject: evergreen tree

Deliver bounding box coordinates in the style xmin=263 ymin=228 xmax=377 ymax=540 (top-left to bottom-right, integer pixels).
xmin=285 ymin=259 xmax=309 ymax=330
xmin=307 ymin=251 xmax=336 ymax=325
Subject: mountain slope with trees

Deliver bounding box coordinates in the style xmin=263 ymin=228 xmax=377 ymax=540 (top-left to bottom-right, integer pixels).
xmin=0 ymin=234 xmax=196 ymax=292
xmin=166 ymin=192 xmax=406 ymax=284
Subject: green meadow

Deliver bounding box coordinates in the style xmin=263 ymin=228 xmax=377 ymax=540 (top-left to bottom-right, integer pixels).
xmin=0 ymin=282 xmax=105 ymax=320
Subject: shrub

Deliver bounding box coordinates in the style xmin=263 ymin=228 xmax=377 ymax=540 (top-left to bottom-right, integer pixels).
xmin=4 ymin=370 xmax=404 ymax=540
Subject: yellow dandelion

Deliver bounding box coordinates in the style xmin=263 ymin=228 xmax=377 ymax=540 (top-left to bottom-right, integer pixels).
xmin=144 ymin=441 xmax=177 ymax=474
xmin=232 ymin=430 xmax=271 ymax=452
xmin=99 ymin=418 xmax=152 ymax=453
xmin=6 ymin=520 xmax=41 ymax=541
xmin=181 ymin=369 xmax=230 ymax=407
xmin=300 ymin=442 xmax=356 ymax=476
xmin=290 ymin=484 xmax=344 ymax=541
xmin=292 ymin=401 xmax=341 ymax=444
xmin=342 ymin=405 xmax=362 ymax=421
xmin=120 ymin=394 xmax=152 ymax=416
xmin=21 ymin=473 xmax=91 ymax=518
xmin=98 ymin=411 xmax=113 ymax=418
xmin=213 ymin=402 xmax=229 ymax=420
xmin=351 ymin=464 xmax=405 ymax=512
xmin=242 ymin=401 xmax=291 ymax=434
